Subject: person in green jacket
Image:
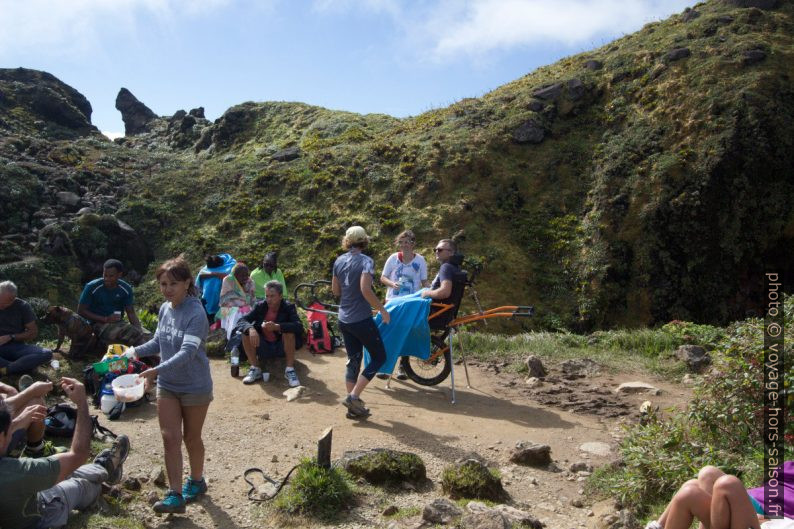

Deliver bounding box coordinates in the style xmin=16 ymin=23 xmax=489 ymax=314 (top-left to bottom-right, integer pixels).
xmin=251 ymin=252 xmax=287 ymax=301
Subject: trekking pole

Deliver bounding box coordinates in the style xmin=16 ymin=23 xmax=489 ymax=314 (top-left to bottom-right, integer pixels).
xmin=456 ymin=330 xmax=472 ymax=388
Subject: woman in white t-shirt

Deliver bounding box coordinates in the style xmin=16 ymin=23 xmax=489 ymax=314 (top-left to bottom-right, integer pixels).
xmin=380 ymin=230 xmax=429 ymax=302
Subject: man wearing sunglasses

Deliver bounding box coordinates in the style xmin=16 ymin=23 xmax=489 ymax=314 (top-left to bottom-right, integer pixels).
xmin=421 ymin=239 xmax=459 ymax=302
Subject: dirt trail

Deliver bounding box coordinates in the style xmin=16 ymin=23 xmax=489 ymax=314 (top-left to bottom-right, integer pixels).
xmin=106 ymin=351 xmax=691 ymax=528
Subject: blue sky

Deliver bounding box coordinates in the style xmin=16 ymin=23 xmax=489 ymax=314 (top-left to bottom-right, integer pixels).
xmin=0 ymin=0 xmax=697 ymax=138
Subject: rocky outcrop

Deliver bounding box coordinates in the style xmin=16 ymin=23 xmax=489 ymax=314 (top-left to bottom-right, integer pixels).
xmin=723 ymin=0 xmax=779 ymax=9
xmin=115 ymin=88 xmax=157 ymax=136
xmin=0 ymin=68 xmax=98 ymax=139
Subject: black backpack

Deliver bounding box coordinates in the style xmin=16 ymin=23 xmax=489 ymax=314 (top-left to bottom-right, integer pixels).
xmin=44 ymin=403 xmax=117 ymax=439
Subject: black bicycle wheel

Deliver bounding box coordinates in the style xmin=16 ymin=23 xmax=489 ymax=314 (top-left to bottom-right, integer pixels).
xmin=400 ymin=336 xmax=451 ymax=386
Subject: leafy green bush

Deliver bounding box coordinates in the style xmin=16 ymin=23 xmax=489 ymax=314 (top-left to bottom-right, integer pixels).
xmin=274 ymin=458 xmax=354 ymax=519
xmin=136 ymin=309 xmax=158 ymax=333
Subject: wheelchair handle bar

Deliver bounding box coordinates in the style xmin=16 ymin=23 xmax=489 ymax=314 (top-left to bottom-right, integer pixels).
xmin=293 ymin=280 xmax=339 ymax=315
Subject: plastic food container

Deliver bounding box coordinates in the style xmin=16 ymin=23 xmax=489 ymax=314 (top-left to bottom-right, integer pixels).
xmin=111 ymin=374 xmax=144 ymax=403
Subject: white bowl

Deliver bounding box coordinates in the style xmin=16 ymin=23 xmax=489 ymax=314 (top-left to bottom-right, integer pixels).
xmin=112 ymin=374 xmax=145 ymax=403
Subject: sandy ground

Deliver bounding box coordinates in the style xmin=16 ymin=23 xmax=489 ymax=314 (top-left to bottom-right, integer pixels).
xmin=103 ymin=350 xmax=691 ymax=529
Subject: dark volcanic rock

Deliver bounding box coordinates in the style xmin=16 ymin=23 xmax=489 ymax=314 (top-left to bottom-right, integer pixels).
xmin=115 ymin=88 xmax=157 ymax=136
xmin=566 ymin=78 xmax=586 ymax=101
xmin=583 ymin=59 xmax=603 ymax=70
xmin=189 ymin=107 xmax=205 ymax=118
xmin=0 ymin=68 xmax=98 ymax=138
xmin=512 ymin=120 xmax=545 ymax=144
xmin=681 ymin=8 xmax=701 ymax=21
xmin=723 ymin=0 xmax=779 ymax=8
xmin=665 ymin=48 xmax=691 ymax=62
xmin=272 ymin=146 xmax=301 ymax=162
xmin=742 ymin=49 xmax=767 ymax=65
xmin=533 ymin=83 xmax=563 ymax=100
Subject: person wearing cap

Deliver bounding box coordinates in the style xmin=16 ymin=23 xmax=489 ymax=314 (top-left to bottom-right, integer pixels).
xmin=78 ymin=259 xmax=151 ymax=348
xmin=332 ymin=226 xmax=390 ymax=419
xmin=251 ymin=252 xmax=288 ymax=302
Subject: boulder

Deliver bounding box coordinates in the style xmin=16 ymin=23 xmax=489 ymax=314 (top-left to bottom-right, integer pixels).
xmin=675 ymin=345 xmax=711 ymax=372
xmin=272 ymin=146 xmax=301 ymax=162
xmin=189 ymin=106 xmax=205 ymax=118
xmin=338 ymin=448 xmax=426 ymax=485
xmin=723 ymin=0 xmax=778 ymax=8
xmin=423 ymin=498 xmax=463 ymax=524
xmin=570 ymin=461 xmax=594 ymax=473
xmin=493 ymin=505 xmax=543 ymax=528
xmin=742 ymin=49 xmax=767 ymax=65
xmin=615 ymin=381 xmax=661 ymax=395
xmin=460 ymin=511 xmax=511 ymax=529
xmin=512 ymin=120 xmax=545 ymax=144
xmin=56 ymin=191 xmax=81 ymax=208
xmin=681 ymin=8 xmax=701 ymax=21
xmin=566 ymin=78 xmax=586 ymax=101
xmin=533 ymin=83 xmax=563 ymax=100
xmin=115 ymin=88 xmax=157 ymax=136
xmin=509 ymin=442 xmax=551 ymax=467
xmin=665 ymin=48 xmax=691 ymax=62
xmin=524 ymin=355 xmax=547 ymax=378
xmin=441 ymin=459 xmax=506 ymax=501
xmin=583 ymin=59 xmax=603 ymax=70
xmin=527 ymin=100 xmax=545 ymax=112
xmin=579 ymin=442 xmax=612 ymax=457
xmin=170 ymin=110 xmax=187 ymax=122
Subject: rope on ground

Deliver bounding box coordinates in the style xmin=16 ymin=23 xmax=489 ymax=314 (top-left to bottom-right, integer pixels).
xmin=243 ymin=465 xmax=300 ymax=502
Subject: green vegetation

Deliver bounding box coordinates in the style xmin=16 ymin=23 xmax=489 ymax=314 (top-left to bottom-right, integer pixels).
xmin=273 ymin=458 xmax=354 ymax=519
xmin=586 ymin=297 xmax=794 ymax=517
xmin=441 ymin=461 xmax=506 ymax=501
xmin=344 ymin=450 xmax=426 ymax=486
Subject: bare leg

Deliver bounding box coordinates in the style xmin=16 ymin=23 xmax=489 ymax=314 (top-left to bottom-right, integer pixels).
xmin=283 ymin=333 xmax=295 ymax=369
xmin=351 ymin=375 xmax=371 ymax=398
xmin=241 ymin=334 xmax=260 ymax=368
xmin=182 ymin=404 xmax=210 ymax=481
xmin=658 ymin=480 xmax=712 ymax=529
xmin=710 ymin=475 xmax=761 ymax=529
xmin=157 ymin=397 xmax=184 ymax=491
xmin=698 ymin=466 xmax=726 ymax=495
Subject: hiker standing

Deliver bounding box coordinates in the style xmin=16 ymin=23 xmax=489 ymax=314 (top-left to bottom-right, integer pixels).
xmin=126 ymin=256 xmax=212 ymax=513
xmin=332 ymin=226 xmax=390 ymax=419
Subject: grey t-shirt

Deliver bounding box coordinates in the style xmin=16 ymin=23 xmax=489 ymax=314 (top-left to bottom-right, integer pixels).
xmin=135 ymin=295 xmax=212 ymax=394
xmin=333 ymin=249 xmax=376 ymax=324
xmin=0 ymin=298 xmax=36 ymax=336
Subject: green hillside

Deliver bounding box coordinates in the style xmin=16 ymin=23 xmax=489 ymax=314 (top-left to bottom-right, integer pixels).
xmin=1 ymin=0 xmax=792 ymax=330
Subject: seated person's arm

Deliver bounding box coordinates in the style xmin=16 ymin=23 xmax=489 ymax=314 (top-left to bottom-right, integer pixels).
xmin=78 ymin=303 xmax=114 ymax=324
xmin=125 ymin=305 xmax=142 ymax=328
xmin=4 ymin=381 xmax=52 ymax=414
xmin=13 ymin=320 xmax=38 ymax=342
xmin=276 ymin=303 xmax=304 ymax=335
xmin=421 ymin=279 xmax=452 ymax=300
xmin=51 ymin=379 xmax=92 ymax=481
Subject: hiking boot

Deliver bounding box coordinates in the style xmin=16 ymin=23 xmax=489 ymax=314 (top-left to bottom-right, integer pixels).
xmin=153 ymin=490 xmax=186 ymax=514
xmin=396 ymin=365 xmax=408 ymax=381
xmin=342 ymin=395 xmax=370 ymax=417
xmin=182 ymin=477 xmax=208 ymax=503
xmin=26 ymin=440 xmax=68 ymax=458
xmin=93 ymin=434 xmax=130 ymax=485
xmin=243 ymin=366 xmax=263 ymax=385
xmin=285 ymin=367 xmax=300 ymax=388
xmin=18 ymin=374 xmax=34 ymax=391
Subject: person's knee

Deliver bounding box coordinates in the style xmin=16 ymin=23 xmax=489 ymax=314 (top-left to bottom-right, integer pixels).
xmin=713 ymin=475 xmax=744 ymax=495
xmin=160 ymin=427 xmax=182 ymax=449
xmin=183 ymin=433 xmax=203 ymax=450
xmin=698 ymin=465 xmax=723 ymax=483
xmin=672 ymin=480 xmax=702 ymax=503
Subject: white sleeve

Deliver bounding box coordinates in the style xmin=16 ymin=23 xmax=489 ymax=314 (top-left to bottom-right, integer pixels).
xmin=381 ymin=253 xmax=397 ymax=279
xmin=419 ymin=255 xmax=428 ymax=281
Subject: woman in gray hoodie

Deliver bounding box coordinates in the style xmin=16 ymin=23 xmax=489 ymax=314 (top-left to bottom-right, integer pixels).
xmin=127 ymin=256 xmax=212 ymax=514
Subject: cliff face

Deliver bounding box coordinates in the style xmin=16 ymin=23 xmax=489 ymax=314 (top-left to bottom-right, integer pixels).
xmin=0 ymin=0 xmax=792 ymax=327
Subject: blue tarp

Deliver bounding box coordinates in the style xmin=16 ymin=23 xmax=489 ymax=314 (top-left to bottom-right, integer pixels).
xmin=364 ymin=292 xmax=432 ymax=374
xmin=195 ymin=253 xmax=236 ymax=315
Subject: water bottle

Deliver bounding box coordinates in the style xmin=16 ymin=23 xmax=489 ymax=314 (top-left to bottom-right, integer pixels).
xmin=100 ymin=385 xmax=117 ymax=414
xmin=230 ymin=347 xmax=240 ymax=377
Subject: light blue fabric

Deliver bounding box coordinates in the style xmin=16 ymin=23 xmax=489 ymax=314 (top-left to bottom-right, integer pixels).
xmin=195 ymin=253 xmax=236 ymax=315
xmin=364 ymin=292 xmax=431 ymax=374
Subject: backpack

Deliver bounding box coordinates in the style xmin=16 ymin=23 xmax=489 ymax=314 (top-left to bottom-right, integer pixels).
xmin=84 ymin=358 xmax=149 ymax=408
xmin=44 ymin=403 xmax=117 ymax=439
xmin=306 ymin=302 xmax=339 ymax=354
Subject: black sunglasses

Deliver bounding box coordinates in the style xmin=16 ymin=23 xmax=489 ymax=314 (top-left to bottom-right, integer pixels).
xmin=434 ymin=247 xmax=450 ymax=253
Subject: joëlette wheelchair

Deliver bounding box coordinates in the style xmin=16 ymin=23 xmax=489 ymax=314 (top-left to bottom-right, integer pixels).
xmin=293 ymin=255 xmax=533 ymax=403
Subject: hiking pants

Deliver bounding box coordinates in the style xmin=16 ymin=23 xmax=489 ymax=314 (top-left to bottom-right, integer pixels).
xmin=36 ymin=463 xmax=108 ymax=528
xmin=339 ymin=317 xmax=386 ymax=383
xmin=0 ymin=342 xmax=52 ymax=374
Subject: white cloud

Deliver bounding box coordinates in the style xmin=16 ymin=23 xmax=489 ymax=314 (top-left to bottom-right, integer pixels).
xmin=423 ymin=0 xmax=696 ymax=59
xmin=0 ymin=0 xmax=237 ymax=57
xmin=311 ymin=0 xmax=400 ymax=15
xmin=102 ymin=131 xmax=125 ymax=141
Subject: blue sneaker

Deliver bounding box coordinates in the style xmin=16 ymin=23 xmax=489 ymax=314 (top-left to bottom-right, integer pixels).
xmin=153 ymin=490 xmax=186 ymax=514
xmin=182 ymin=477 xmax=208 ymax=502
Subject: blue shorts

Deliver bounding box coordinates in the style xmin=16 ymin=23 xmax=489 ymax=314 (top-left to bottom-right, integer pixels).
xmin=256 ymin=339 xmax=285 ymax=362
xmin=748 ymin=493 xmax=765 ymax=515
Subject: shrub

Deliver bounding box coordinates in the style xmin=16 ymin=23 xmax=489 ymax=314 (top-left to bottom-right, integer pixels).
xmin=136 ymin=309 xmax=158 ymax=333
xmin=274 ymin=458 xmax=354 ymax=519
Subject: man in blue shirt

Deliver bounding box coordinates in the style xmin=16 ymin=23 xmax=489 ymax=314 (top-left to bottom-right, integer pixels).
xmin=78 ymin=259 xmax=150 ymax=348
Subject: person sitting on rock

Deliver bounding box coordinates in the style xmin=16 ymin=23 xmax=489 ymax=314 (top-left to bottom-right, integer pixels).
xmin=0 ymin=281 xmax=52 ymax=376
xmin=0 ymin=377 xmax=130 ymax=529
xmin=250 ymin=252 xmax=288 ymax=302
xmin=78 ymin=259 xmax=151 ymax=349
xmin=0 ymin=377 xmax=65 ymax=458
xmin=217 ymin=262 xmax=256 ymax=340
xmin=645 ymin=463 xmax=793 ymax=529
xmin=195 ymin=253 xmax=236 ymax=323
xmin=235 ymin=280 xmax=305 ymax=387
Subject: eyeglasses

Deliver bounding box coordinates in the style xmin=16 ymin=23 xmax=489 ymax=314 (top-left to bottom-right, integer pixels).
xmin=434 ymin=247 xmax=451 ymax=253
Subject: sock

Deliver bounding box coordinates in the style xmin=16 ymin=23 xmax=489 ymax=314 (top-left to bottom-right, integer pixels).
xmin=27 ymin=440 xmax=44 ymax=453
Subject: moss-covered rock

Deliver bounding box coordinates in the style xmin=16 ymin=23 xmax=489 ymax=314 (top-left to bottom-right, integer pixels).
xmin=441 ymin=460 xmax=506 ymax=501
xmin=338 ymin=449 xmax=426 ymax=485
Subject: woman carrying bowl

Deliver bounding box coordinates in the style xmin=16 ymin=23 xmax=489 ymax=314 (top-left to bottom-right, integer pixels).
xmin=125 ymin=256 xmax=212 ymax=514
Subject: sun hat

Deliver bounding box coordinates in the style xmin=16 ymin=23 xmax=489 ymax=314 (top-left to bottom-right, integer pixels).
xmin=345 ymin=226 xmax=369 ymax=244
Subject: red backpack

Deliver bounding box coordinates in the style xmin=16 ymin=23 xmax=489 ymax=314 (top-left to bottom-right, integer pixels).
xmin=306 ymin=302 xmax=338 ymax=354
